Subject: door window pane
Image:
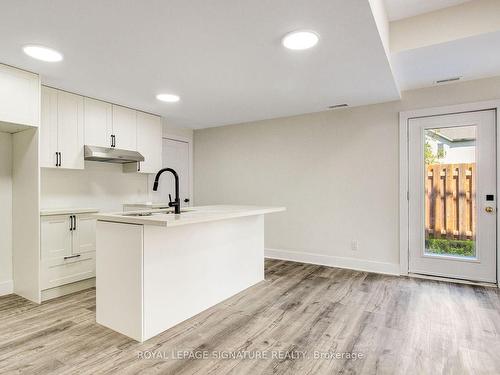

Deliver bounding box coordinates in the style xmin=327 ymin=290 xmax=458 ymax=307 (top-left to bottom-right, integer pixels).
xmin=424 ymin=126 xmax=476 ymax=258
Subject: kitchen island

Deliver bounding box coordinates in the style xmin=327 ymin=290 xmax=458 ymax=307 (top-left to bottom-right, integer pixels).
xmin=94 ymin=205 xmax=285 ymax=342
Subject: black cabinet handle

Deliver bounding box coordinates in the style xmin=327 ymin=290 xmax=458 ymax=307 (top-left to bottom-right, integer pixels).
xmin=73 ymin=215 xmax=77 ymax=231
xmin=55 ymin=152 xmax=60 ymax=167
xmin=111 ymin=134 xmax=116 ymax=147
xmin=64 ymin=254 xmax=81 ymax=260
xmin=69 ymin=215 xmax=73 ymax=231
xmin=184 ymin=198 xmax=190 ymax=203
xmin=138 ymin=162 xmax=140 ymax=172
xmin=59 ymin=152 xmax=62 ymax=167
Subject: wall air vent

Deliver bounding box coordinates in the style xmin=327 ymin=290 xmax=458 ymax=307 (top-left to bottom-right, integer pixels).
xmin=435 ymin=77 xmax=461 ymax=84
xmin=328 ymin=104 xmax=348 ymax=109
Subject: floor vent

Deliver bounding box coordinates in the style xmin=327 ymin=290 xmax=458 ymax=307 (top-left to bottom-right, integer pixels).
xmin=328 ymin=103 xmax=348 ymax=109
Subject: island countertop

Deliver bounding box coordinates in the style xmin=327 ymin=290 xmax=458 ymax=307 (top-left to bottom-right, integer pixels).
xmin=94 ymin=205 xmax=286 ymax=227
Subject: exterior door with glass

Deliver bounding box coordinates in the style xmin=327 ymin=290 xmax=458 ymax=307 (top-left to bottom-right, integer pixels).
xmin=408 ymin=110 xmax=497 ymax=283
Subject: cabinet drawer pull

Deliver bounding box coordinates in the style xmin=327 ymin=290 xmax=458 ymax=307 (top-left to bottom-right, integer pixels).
xmin=64 ymin=254 xmax=81 ymax=260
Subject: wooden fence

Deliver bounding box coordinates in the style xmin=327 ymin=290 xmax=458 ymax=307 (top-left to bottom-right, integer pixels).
xmin=425 ymin=163 xmax=475 ymax=240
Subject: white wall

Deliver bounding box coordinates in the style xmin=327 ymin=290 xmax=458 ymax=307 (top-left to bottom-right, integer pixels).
xmin=41 ymin=161 xmax=150 ymax=212
xmin=194 ymin=75 xmax=500 ymax=274
xmin=162 ymin=118 xmax=193 ymax=140
xmin=0 ymin=132 xmax=12 ymax=293
xmin=390 ymin=0 xmax=500 ymax=52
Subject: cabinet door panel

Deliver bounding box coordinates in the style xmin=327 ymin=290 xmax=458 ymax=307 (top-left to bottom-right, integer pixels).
xmin=40 ymin=86 xmax=58 ymax=168
xmin=84 ymin=97 xmax=112 ymax=147
xmin=0 ymin=64 xmax=40 ymax=127
xmin=112 ymin=105 xmax=136 ymax=150
xmin=72 ymin=215 xmax=96 ymax=254
xmin=40 ymin=252 xmax=95 ymax=290
xmin=41 ymin=215 xmax=72 ymax=260
xmin=135 ymin=112 xmax=162 ymax=173
xmin=58 ymin=91 xmax=84 ymax=169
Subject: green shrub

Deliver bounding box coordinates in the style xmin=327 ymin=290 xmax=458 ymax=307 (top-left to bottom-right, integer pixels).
xmin=425 ymin=238 xmax=474 ymax=257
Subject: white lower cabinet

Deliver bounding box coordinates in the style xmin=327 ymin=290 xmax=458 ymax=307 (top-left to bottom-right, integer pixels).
xmin=40 ymin=214 xmax=96 ymax=290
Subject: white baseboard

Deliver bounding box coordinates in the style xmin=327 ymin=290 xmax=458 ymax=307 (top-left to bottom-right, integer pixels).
xmin=41 ymin=278 xmax=95 ymax=302
xmin=0 ymin=280 xmax=14 ymax=296
xmin=265 ymin=248 xmax=400 ymax=276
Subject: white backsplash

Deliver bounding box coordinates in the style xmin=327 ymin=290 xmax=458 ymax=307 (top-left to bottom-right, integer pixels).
xmin=41 ymin=161 xmax=152 ymax=212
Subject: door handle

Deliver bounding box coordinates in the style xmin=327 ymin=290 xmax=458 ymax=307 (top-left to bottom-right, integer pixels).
xmin=64 ymin=254 xmax=81 ymax=260
xmin=485 ymin=206 xmax=495 ymax=213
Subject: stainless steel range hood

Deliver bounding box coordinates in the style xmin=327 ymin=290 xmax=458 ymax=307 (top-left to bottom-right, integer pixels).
xmin=84 ymin=145 xmax=145 ymax=164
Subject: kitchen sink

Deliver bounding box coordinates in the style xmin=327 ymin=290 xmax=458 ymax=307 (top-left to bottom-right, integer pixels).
xmin=122 ymin=212 xmax=155 ymax=217
xmin=122 ymin=209 xmax=190 ymax=217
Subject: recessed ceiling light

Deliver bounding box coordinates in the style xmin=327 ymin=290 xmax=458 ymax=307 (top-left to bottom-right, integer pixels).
xmin=282 ymin=30 xmax=320 ymax=50
xmin=156 ymin=93 xmax=180 ymax=103
xmin=23 ymin=45 xmax=63 ymax=62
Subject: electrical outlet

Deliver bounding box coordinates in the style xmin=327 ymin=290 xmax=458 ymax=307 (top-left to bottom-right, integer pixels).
xmin=351 ymin=240 xmax=358 ymax=251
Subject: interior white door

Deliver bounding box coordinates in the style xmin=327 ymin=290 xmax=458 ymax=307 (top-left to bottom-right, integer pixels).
xmin=72 ymin=215 xmax=96 ymax=254
xmin=40 ymin=215 xmax=72 ymax=260
xmin=84 ymin=97 xmax=112 ymax=147
xmin=57 ymin=91 xmax=84 ymax=169
xmin=408 ymin=110 xmax=496 ymax=283
xmin=112 ymin=105 xmax=137 ymax=150
xmin=152 ymin=138 xmax=191 ymax=206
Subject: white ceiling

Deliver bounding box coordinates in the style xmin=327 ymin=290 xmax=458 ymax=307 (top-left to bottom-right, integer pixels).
xmin=384 ymin=0 xmax=472 ymax=21
xmin=391 ymin=30 xmax=500 ymax=90
xmin=0 ymin=0 xmax=400 ymax=129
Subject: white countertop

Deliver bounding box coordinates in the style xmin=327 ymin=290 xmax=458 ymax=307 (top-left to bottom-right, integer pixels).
xmin=94 ymin=205 xmax=286 ymax=227
xmin=40 ymin=208 xmax=100 ymax=216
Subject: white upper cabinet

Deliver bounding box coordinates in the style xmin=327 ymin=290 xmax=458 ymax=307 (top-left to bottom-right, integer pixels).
xmin=43 ymin=86 xmax=162 ymax=172
xmin=84 ymin=97 xmax=112 ymax=147
xmin=58 ymin=91 xmax=84 ymax=169
xmin=40 ymin=87 xmax=84 ymax=169
xmin=40 ymin=86 xmax=58 ymax=167
xmin=112 ymin=105 xmax=137 ymax=150
xmin=124 ymin=111 xmax=162 ymax=174
xmin=0 ymin=64 xmax=40 ymax=130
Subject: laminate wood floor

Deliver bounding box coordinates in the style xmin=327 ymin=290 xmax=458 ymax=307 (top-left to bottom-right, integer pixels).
xmin=1 ymin=259 xmax=500 ymax=375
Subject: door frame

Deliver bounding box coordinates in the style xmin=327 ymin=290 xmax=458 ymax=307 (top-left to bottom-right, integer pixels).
xmin=162 ymin=133 xmax=194 ymax=206
xmin=399 ymin=100 xmax=500 ymax=286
